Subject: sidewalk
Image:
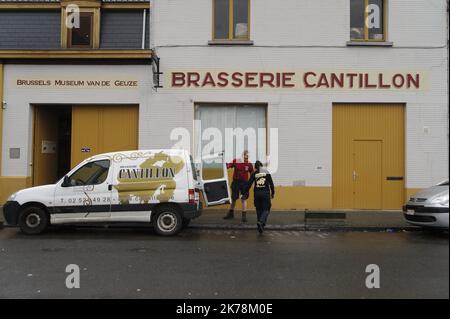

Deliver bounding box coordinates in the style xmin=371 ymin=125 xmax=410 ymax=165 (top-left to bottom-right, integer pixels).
xmin=190 ymin=209 xmax=417 ymax=231
xmin=0 ymin=206 xmax=417 ymax=231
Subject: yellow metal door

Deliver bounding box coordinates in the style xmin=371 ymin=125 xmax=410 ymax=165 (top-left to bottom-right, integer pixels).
xmin=33 ymin=107 xmax=59 ymax=186
xmin=333 ymin=104 xmax=405 ymax=210
xmin=353 ymin=140 xmax=382 ymax=209
xmin=71 ymin=106 xmax=100 ymax=168
xmin=100 ymin=105 xmax=139 ymax=153
xmin=71 ymin=105 xmax=138 ymax=168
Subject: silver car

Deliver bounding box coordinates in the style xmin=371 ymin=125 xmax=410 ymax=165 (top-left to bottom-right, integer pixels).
xmin=403 ymin=180 xmax=449 ymax=229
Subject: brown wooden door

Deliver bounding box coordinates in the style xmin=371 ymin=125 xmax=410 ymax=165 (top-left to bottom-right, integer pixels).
xmin=33 ymin=107 xmax=59 ymax=186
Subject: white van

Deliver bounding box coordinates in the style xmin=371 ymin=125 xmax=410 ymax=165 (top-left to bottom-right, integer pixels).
xmin=2 ymin=149 xmax=231 ymax=236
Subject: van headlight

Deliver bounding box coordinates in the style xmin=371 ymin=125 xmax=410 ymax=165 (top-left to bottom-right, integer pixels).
xmin=8 ymin=192 xmax=17 ymax=201
xmin=430 ymin=194 xmax=449 ymax=207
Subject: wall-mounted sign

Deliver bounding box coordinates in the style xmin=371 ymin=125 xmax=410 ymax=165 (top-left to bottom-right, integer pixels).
xmin=42 ymin=140 xmax=57 ymax=154
xmin=9 ymin=148 xmax=20 ymax=159
xmin=14 ymin=79 xmax=139 ymax=89
xmin=81 ymin=148 xmax=91 ymax=153
xmin=168 ymin=70 xmax=428 ymax=90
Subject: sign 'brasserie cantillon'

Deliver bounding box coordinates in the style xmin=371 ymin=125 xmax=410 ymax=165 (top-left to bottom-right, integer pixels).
xmin=170 ymin=71 xmax=425 ymax=90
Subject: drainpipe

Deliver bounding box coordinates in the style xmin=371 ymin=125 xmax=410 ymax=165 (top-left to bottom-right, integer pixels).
xmin=446 ymin=0 xmax=449 ymax=176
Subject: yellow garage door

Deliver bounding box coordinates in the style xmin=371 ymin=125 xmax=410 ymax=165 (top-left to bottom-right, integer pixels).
xmin=333 ymin=104 xmax=405 ymax=210
xmin=71 ymin=105 xmax=138 ymax=167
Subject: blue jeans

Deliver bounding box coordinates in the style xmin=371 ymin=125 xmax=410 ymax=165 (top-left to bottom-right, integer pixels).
xmin=257 ymin=209 xmax=270 ymax=225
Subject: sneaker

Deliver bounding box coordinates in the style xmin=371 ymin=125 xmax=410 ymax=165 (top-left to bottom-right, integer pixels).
xmin=241 ymin=212 xmax=248 ymax=223
xmin=223 ymin=211 xmax=234 ymax=220
xmin=257 ymin=222 xmax=263 ymax=234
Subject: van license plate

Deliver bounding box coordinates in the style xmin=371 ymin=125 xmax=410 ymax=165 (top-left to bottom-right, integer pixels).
xmin=406 ymin=209 xmax=415 ymax=215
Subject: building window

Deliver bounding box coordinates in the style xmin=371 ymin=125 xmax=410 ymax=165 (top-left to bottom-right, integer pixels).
xmin=194 ymin=104 xmax=266 ymax=162
xmin=213 ymin=0 xmax=250 ymax=41
xmin=350 ymin=0 xmax=385 ymax=41
xmin=68 ymin=12 xmax=93 ymax=48
xmin=61 ymin=5 xmax=100 ymax=49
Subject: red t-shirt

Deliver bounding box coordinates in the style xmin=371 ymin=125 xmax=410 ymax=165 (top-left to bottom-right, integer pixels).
xmin=227 ymin=159 xmax=254 ymax=181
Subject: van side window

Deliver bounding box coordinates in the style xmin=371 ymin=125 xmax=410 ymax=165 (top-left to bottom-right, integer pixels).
xmin=65 ymin=160 xmax=110 ymax=187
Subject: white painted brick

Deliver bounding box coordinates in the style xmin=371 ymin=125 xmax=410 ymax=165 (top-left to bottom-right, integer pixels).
xmin=2 ymin=0 xmax=448 ymax=192
xmin=2 ymin=65 xmax=152 ymax=177
xmin=148 ymin=0 xmax=448 ymax=188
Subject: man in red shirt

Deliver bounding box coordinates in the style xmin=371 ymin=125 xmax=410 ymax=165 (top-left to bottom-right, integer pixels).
xmin=224 ymin=150 xmax=254 ymax=222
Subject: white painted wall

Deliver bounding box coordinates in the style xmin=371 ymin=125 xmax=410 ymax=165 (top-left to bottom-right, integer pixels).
xmin=2 ymin=64 xmax=152 ymax=177
xmin=2 ymin=0 xmax=448 ymax=191
xmin=151 ymin=0 xmax=447 ymax=48
xmin=146 ymin=0 xmax=449 ymax=188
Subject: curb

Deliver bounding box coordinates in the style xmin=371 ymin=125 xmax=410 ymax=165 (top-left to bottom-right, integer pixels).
xmin=190 ymin=224 xmax=306 ymax=231
xmin=303 ymin=226 xmax=421 ymax=232
xmin=0 ymin=224 xmax=420 ymax=232
xmin=189 ymin=224 xmax=421 ymax=232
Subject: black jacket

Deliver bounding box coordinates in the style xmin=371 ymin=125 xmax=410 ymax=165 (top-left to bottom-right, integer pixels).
xmin=246 ymin=169 xmax=275 ymax=197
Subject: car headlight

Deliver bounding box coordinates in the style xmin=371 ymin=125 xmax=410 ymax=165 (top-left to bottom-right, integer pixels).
xmin=430 ymin=194 xmax=449 ymax=207
xmin=8 ymin=192 xmax=17 ymax=201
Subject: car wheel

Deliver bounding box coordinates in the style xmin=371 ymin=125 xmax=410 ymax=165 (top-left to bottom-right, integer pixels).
xmin=18 ymin=206 xmax=49 ymax=235
xmin=153 ymin=206 xmax=183 ymax=236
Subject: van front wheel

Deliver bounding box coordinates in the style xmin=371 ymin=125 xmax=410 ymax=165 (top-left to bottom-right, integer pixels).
xmin=153 ymin=206 xmax=183 ymax=236
xmin=18 ymin=206 xmax=49 ymax=235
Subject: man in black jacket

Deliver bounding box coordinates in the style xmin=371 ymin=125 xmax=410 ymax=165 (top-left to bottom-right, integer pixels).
xmin=245 ymin=161 xmax=275 ymax=234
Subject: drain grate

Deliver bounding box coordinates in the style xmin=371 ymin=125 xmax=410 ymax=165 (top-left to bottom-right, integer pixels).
xmin=305 ymin=212 xmax=347 ymax=219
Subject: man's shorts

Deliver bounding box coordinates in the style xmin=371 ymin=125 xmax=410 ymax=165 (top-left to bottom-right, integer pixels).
xmin=231 ymin=180 xmax=249 ymax=201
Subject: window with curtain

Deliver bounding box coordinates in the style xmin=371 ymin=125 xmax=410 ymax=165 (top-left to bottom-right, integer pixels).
xmin=213 ymin=0 xmax=250 ymax=40
xmin=194 ymin=104 xmax=266 ymax=163
xmin=350 ymin=0 xmax=385 ymax=41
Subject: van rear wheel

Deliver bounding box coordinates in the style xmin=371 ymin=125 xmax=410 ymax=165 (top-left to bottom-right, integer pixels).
xmin=18 ymin=206 xmax=49 ymax=235
xmin=153 ymin=206 xmax=183 ymax=236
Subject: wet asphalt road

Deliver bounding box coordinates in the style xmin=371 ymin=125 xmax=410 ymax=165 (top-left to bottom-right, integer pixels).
xmin=0 ymin=226 xmax=448 ymax=299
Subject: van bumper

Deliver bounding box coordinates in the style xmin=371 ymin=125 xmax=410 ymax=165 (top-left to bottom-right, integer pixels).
xmin=2 ymin=201 xmax=21 ymax=226
xmin=181 ymin=202 xmax=202 ymax=220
